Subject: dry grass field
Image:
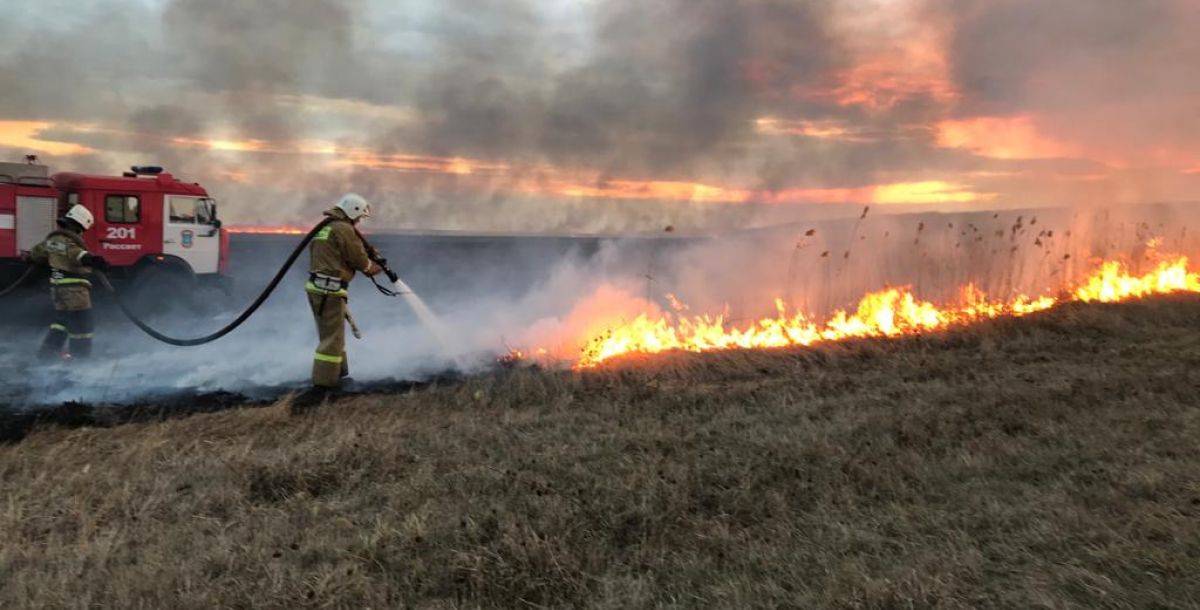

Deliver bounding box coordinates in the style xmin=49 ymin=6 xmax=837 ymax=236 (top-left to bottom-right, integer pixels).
xmin=3 ymin=296 xmax=1200 ymax=608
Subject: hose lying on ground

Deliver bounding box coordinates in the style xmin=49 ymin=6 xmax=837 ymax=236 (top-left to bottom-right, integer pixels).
xmin=95 ymin=218 xmax=333 ymax=347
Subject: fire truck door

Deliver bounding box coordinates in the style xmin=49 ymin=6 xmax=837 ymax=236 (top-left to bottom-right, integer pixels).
xmin=16 ymin=196 xmax=57 ymax=253
xmin=163 ymin=195 xmax=219 ymax=274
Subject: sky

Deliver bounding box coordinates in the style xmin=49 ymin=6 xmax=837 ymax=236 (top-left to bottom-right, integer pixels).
xmin=1 ymin=0 xmax=1198 ymax=232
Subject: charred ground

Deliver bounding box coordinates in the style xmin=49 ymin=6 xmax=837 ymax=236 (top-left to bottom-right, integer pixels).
xmin=3 ymin=295 xmax=1200 ymax=607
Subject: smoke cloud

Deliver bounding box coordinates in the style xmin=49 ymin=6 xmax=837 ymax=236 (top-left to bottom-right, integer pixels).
xmin=1 ymin=0 xmax=1196 ymax=232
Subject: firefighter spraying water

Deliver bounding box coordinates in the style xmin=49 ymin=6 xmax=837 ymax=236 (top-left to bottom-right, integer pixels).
xmin=294 ymin=193 xmax=383 ymax=408
xmin=287 ymin=192 xmax=451 ymax=408
xmin=290 ymin=192 xmax=455 ymax=409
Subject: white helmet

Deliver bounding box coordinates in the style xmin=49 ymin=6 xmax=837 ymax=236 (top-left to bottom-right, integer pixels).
xmin=336 ymin=193 xmax=371 ymax=221
xmin=63 ymin=204 xmax=95 ymax=231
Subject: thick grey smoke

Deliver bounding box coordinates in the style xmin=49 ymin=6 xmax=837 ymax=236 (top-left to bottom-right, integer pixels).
xmin=8 ymin=0 xmax=1196 ymax=232
xmin=401 ymin=1 xmax=842 ymax=172
xmin=943 ymin=0 xmax=1200 ymax=155
xmin=2 ymin=1 xmax=1200 ymax=226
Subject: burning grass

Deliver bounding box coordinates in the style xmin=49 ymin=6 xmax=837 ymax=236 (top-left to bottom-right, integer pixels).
xmin=567 ymin=253 xmax=1200 ymax=368
xmin=3 ymin=295 xmax=1200 ymax=606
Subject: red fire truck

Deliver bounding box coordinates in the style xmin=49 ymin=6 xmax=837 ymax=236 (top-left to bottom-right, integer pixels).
xmin=1 ymin=159 xmax=230 ymax=295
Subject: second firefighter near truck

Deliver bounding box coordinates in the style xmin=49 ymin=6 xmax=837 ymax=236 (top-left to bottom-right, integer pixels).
xmin=296 ymin=193 xmax=382 ymax=407
xmin=26 ymin=204 xmax=111 ymax=360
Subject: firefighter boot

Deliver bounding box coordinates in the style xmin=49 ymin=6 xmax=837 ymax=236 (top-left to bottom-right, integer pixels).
xmin=38 ymin=322 xmax=69 ymax=361
xmin=289 ymin=387 xmax=345 ymax=415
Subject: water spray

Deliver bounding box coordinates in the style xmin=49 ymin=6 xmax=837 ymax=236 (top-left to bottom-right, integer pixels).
xmin=362 ymin=244 xmax=454 ymax=356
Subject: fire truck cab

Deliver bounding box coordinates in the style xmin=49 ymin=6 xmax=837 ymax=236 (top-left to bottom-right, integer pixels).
xmin=1 ymin=160 xmax=229 ymax=291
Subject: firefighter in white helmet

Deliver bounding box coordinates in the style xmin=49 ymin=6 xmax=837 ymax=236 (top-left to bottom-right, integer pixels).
xmin=25 ymin=204 xmax=110 ymax=360
xmin=293 ymin=193 xmax=382 ymax=408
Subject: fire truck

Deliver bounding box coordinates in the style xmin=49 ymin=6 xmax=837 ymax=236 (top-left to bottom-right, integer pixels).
xmin=1 ymin=158 xmax=230 ymax=298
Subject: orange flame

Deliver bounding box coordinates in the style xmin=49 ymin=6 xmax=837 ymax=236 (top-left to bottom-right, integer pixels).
xmin=571 ymin=256 xmax=1199 ymax=368
xmin=1074 ymin=258 xmax=1200 ymax=303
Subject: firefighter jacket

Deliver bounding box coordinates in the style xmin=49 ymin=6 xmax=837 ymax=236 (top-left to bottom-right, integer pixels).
xmin=29 ymin=228 xmax=94 ymax=311
xmin=29 ymin=229 xmax=94 ymax=286
xmin=307 ymin=208 xmax=372 ymax=298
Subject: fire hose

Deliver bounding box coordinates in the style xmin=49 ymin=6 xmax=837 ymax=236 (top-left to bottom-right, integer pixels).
xmin=91 ymin=217 xmax=403 ymax=347
xmin=0 ymin=265 xmax=36 ymax=298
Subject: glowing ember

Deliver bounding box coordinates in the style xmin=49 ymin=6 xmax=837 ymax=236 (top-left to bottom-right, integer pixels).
xmin=570 ymin=256 xmax=1200 ymax=368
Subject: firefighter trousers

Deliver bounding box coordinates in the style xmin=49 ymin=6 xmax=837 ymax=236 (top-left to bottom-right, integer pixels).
xmin=308 ymin=292 xmax=350 ymax=387
xmin=39 ymin=307 xmax=94 ymax=360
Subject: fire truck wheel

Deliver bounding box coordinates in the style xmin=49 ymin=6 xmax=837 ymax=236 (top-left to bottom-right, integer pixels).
xmin=128 ymin=264 xmax=205 ymax=319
